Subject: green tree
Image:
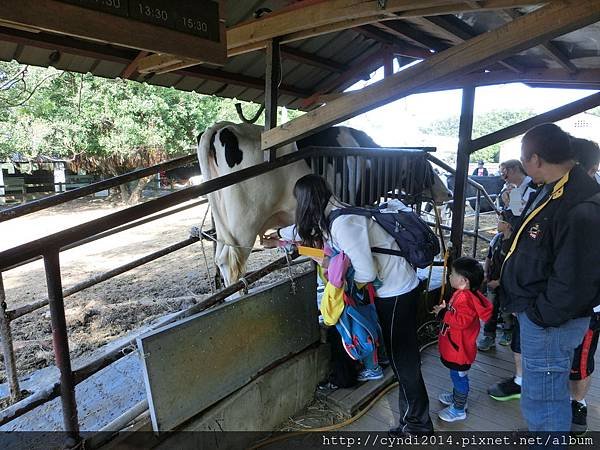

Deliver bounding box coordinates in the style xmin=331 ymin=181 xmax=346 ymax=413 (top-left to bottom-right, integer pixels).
xmin=0 ymin=61 xmax=289 ymax=203
xmin=419 ymin=109 xmax=536 ymax=163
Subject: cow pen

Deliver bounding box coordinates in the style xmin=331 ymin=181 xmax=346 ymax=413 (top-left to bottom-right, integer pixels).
xmin=0 ymin=144 xmax=495 ymax=442
xmin=1 ymin=1 xmax=600 ymax=448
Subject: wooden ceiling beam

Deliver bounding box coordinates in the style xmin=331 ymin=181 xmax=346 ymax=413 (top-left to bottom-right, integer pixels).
xmin=0 ymin=26 xmax=311 ymax=99
xmin=424 ymin=68 xmax=600 ymax=91
xmin=376 ymin=20 xmax=449 ymax=51
xmin=499 ymin=8 xmax=578 ymax=74
xmin=279 ymin=46 xmax=349 ymax=73
xmin=357 ymin=25 xmax=433 ymax=58
xmin=0 ymin=26 xmax=134 ymax=64
xmin=301 ymin=48 xmax=387 ymax=108
xmin=261 ymin=0 xmax=600 ymax=150
xmin=120 ymin=51 xmax=149 ymax=79
xmin=302 ymin=68 xmax=600 ymax=108
xmin=0 ymin=0 xmax=227 ymax=64
xmin=228 ymin=0 xmax=547 ymax=55
xmin=135 ymin=0 xmax=546 ymax=73
xmin=176 ymin=66 xmax=312 ymax=99
xmin=421 ymin=15 xmax=525 ymax=73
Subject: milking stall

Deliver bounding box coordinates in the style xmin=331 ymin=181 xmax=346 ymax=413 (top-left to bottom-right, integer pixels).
xmin=1 ymin=1 xmax=600 ymax=449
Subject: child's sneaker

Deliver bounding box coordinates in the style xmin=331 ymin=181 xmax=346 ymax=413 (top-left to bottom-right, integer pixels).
xmin=357 ymin=366 xmax=384 ymax=381
xmin=438 ymin=405 xmax=467 ymax=422
xmin=477 ymin=335 xmax=495 ymax=351
xmin=438 ymin=391 xmax=468 ymax=410
xmin=499 ymin=331 xmax=512 ymax=346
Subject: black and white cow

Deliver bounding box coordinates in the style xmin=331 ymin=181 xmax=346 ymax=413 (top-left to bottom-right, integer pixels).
xmin=197 ymin=121 xmax=451 ymax=286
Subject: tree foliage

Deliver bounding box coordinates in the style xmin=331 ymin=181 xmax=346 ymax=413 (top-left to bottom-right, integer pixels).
xmin=0 ymin=61 xmax=298 ymax=203
xmin=419 ymin=109 xmax=536 ymax=162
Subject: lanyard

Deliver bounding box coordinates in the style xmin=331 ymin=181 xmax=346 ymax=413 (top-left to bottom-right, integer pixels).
xmin=503 ymin=171 xmax=569 ymax=265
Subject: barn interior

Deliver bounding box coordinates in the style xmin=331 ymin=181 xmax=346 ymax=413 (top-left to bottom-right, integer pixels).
xmin=0 ymin=1 xmax=600 ymax=448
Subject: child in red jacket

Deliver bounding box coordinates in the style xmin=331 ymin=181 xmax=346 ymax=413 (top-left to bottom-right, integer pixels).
xmin=433 ymin=257 xmax=493 ymax=422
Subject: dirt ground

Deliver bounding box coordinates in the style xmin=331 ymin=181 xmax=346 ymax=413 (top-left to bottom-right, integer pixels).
xmin=0 ymin=195 xmax=310 ymax=383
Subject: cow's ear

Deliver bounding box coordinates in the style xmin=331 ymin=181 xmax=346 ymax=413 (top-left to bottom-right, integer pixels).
xmin=220 ymin=127 xmax=244 ymax=168
xmin=196 ymin=132 xmax=204 ymax=146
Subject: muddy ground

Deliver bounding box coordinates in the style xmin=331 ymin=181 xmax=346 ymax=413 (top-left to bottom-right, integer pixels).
xmin=0 ymin=195 xmax=311 ymax=383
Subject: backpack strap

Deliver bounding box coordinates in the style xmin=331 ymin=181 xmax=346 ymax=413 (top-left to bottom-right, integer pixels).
xmin=328 ymin=207 xmax=406 ymax=258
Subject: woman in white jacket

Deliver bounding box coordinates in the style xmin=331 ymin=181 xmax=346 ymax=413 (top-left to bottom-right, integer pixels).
xmin=274 ymin=174 xmax=433 ymax=435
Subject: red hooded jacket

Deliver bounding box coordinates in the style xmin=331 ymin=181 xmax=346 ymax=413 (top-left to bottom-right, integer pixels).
xmin=438 ymin=289 xmax=493 ymax=371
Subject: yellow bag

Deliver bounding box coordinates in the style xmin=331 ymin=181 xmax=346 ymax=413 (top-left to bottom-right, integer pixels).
xmin=320 ymin=282 xmax=345 ymax=326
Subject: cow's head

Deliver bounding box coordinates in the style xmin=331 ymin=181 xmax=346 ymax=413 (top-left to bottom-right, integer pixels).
xmin=197 ymin=122 xmax=306 ymax=287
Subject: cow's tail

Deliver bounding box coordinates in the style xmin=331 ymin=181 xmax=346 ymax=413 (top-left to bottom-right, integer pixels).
xmin=227 ymin=247 xmax=246 ymax=286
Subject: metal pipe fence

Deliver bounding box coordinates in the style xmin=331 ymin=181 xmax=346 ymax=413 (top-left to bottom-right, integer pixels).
xmin=0 ymin=144 xmax=497 ymax=446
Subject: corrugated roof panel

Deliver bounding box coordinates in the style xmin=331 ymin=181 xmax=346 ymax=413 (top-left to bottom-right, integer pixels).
xmin=0 ymin=2 xmax=598 ymax=112
xmin=236 ymin=87 xmax=263 ymax=103
xmin=223 ymin=52 xmax=265 ymax=79
xmin=197 ymin=80 xmax=229 ymax=95
xmin=91 ymin=60 xmax=126 ymax=78
xmin=0 ymin=41 xmax=19 ymax=62
xmin=215 ymin=84 xmax=249 ymax=99
xmin=58 ymin=55 xmax=98 ymax=74
xmin=14 ymin=46 xmax=55 ymax=67
xmin=174 ymin=76 xmax=205 ymax=92
xmin=147 ymin=72 xmax=185 ymax=88
xmin=554 ymin=22 xmax=600 ymax=59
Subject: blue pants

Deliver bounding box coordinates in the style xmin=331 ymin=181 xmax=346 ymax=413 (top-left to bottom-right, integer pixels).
xmin=518 ymin=312 xmax=589 ymax=432
xmin=450 ymin=369 xmax=469 ymax=395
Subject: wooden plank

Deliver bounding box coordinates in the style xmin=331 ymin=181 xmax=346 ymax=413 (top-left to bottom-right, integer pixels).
xmin=139 ymin=0 xmax=546 ymax=72
xmin=120 ymin=50 xmax=149 ymax=79
xmin=450 ymin=86 xmax=475 ymax=255
xmin=261 ymin=0 xmax=600 ymax=151
xmin=317 ymin=366 xmax=396 ymax=417
xmin=422 ymin=15 xmax=524 ymax=73
xmin=228 ymin=0 xmax=546 ymax=55
xmin=137 ymin=271 xmax=319 ymax=432
xmin=228 ymin=1 xmax=448 ymax=51
xmin=0 ymin=0 xmax=227 ymax=63
xmin=136 ymin=53 xmax=197 ymax=74
xmin=499 ymin=8 xmax=578 ymax=74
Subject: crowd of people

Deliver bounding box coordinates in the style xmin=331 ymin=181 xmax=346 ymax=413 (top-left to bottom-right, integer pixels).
xmin=263 ymin=123 xmax=600 ymax=437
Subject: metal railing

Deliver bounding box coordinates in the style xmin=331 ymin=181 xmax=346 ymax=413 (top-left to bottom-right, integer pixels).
xmin=0 ymin=144 xmax=498 ymax=446
xmin=426 ymin=154 xmax=500 ymax=257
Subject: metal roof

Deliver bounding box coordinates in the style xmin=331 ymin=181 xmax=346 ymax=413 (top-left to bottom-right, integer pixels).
xmin=0 ymin=2 xmax=598 ymax=111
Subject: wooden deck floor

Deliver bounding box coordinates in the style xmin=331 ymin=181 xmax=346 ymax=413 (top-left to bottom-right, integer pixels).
xmin=342 ymin=340 xmax=600 ymax=432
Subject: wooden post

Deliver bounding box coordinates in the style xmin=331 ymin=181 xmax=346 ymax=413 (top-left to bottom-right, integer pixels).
xmin=383 ymin=48 xmax=394 ymax=77
xmin=265 ymin=38 xmax=281 ymax=162
xmin=0 ymin=274 xmax=21 ymax=403
xmin=450 ymin=86 xmax=475 ymax=258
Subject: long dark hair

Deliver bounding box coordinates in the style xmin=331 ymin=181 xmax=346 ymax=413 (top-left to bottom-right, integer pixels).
xmin=293 ymin=174 xmax=333 ymax=248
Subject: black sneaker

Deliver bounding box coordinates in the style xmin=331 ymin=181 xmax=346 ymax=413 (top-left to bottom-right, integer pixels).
xmin=571 ymin=400 xmax=588 ymax=435
xmin=488 ymin=377 xmax=521 ymax=401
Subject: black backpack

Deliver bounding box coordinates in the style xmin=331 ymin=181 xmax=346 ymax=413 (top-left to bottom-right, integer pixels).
xmin=328 ymin=203 xmax=440 ymax=269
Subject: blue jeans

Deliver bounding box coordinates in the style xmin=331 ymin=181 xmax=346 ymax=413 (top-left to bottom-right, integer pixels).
xmin=518 ymin=312 xmax=589 ymax=432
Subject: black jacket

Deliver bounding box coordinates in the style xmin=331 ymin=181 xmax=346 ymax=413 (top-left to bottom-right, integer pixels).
xmin=500 ymin=165 xmax=600 ymax=327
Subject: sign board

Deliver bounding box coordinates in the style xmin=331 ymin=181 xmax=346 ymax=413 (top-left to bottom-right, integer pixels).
xmin=57 ymin=0 xmax=221 ymax=42
xmin=1 ymin=0 xmax=226 ymax=64
xmin=137 ymin=271 xmax=319 ymax=432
